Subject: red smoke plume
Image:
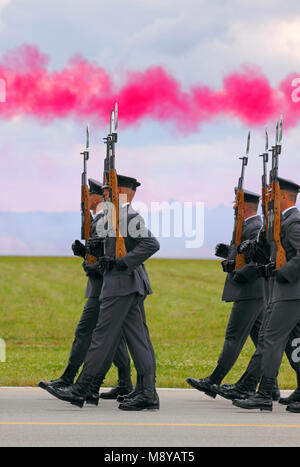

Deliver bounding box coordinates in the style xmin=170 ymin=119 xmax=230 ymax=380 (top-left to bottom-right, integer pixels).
xmin=0 ymin=45 xmax=299 ymax=131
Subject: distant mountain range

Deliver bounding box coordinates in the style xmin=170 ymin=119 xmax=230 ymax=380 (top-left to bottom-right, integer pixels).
xmin=0 ymin=204 xmax=259 ymax=258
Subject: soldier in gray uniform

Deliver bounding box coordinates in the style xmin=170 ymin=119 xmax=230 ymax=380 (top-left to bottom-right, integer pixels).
xmin=232 ymin=178 xmax=300 ymax=412
xmin=39 ymin=179 xmax=133 ymax=403
xmin=46 ymin=175 xmax=160 ymax=411
xmin=186 ymin=190 xmax=265 ymax=398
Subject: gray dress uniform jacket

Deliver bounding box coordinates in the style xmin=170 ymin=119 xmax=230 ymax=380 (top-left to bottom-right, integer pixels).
xmin=222 ymin=215 xmax=265 ymax=302
xmin=99 ymin=204 xmax=160 ymax=300
xmin=270 ymin=207 xmax=300 ymax=303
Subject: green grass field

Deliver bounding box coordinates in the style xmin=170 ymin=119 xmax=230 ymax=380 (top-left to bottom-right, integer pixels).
xmin=0 ymin=256 xmax=297 ymax=389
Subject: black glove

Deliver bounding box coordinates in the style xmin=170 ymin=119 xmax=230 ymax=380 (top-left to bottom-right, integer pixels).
xmin=98 ymin=256 xmax=115 ymax=274
xmin=72 ymin=240 xmax=86 ymax=258
xmin=264 ymin=262 xmax=276 ymax=278
xmin=215 ymin=243 xmax=229 ymax=258
xmin=232 ymin=270 xmax=248 ymax=284
xmin=237 ymin=240 xmax=251 ymax=255
xmin=82 ymin=260 xmax=101 ymax=278
xmin=272 ymin=269 xmax=289 ymax=283
xmin=86 ymin=237 xmax=103 ymax=257
xmin=221 ymin=259 xmax=235 ymax=273
xmin=114 ymin=258 xmax=128 ymax=271
xmin=257 ymin=226 xmax=267 ymax=248
xmin=256 ymin=264 xmax=266 ymax=278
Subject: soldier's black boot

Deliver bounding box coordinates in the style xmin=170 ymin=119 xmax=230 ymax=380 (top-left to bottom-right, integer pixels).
xmin=100 ymin=365 xmax=133 ymax=400
xmin=272 ymin=379 xmax=281 ymax=401
xmin=279 ymin=388 xmax=300 ymax=405
xmin=232 ymin=377 xmax=274 ymax=412
xmin=186 ymin=365 xmax=228 ymax=399
xmin=46 ymin=374 xmax=95 ymax=408
xmin=213 ymin=375 xmax=259 ymax=401
xmin=38 ymin=363 xmax=78 ymax=391
xmin=286 ymin=401 xmax=300 ymax=413
xmin=86 ymin=374 xmax=105 ymax=406
xmin=118 ymin=374 xmax=159 ymax=411
xmin=117 ymin=374 xmax=143 ymax=403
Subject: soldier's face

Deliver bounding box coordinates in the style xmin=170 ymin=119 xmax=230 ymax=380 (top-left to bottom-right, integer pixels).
xmin=89 ymin=194 xmax=102 ymax=210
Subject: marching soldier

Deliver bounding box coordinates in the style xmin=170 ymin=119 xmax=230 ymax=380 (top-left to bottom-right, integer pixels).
xmin=186 ymin=189 xmax=267 ymax=398
xmin=45 ymin=175 xmax=160 ymax=411
xmin=232 ymin=178 xmax=300 ymax=412
xmin=38 ymin=179 xmax=133 ymax=403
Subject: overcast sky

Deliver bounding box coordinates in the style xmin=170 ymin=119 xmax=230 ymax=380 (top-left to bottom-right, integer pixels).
xmin=1 ymin=0 xmax=300 ymax=217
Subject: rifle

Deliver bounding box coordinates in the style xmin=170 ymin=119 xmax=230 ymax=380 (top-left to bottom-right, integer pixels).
xmin=80 ymin=125 xmax=97 ymax=265
xmin=267 ymin=116 xmax=286 ymax=269
xmin=259 ymin=128 xmax=269 ymax=233
xmin=103 ymin=103 xmax=127 ymax=258
xmin=233 ymin=131 xmax=251 ymax=270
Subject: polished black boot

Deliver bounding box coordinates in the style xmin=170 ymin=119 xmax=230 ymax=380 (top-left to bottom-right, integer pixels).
xmin=232 ymin=377 xmax=274 ymax=412
xmin=118 ymin=374 xmax=159 ymax=411
xmin=38 ymin=363 xmax=78 ymax=392
xmin=117 ymin=374 xmax=143 ymax=403
xmin=46 ymin=374 xmax=94 ymax=408
xmin=100 ymin=366 xmax=133 ymax=400
xmin=279 ymin=388 xmax=300 ymax=405
xmin=213 ymin=375 xmax=259 ymax=401
xmin=86 ymin=374 xmax=105 ymax=406
xmin=186 ymin=366 xmax=227 ymax=399
xmin=272 ymin=379 xmax=281 ymax=402
xmin=286 ymin=401 xmax=300 ymax=413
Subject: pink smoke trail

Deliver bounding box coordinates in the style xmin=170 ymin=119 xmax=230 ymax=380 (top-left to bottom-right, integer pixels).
xmin=0 ymin=44 xmax=299 ymax=131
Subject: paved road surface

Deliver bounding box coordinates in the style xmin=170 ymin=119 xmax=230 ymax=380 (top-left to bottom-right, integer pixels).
xmin=0 ymin=387 xmax=300 ymax=447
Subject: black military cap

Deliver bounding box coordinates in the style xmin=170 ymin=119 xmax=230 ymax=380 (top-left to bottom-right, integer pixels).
xmin=88 ymin=179 xmax=103 ymax=195
xmin=278 ymin=177 xmax=300 ymax=194
xmin=235 ymin=188 xmax=260 ymax=204
xmin=117 ymin=174 xmax=141 ymax=191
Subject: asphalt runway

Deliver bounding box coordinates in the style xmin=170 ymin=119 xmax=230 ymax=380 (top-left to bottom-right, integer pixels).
xmin=0 ymin=387 xmax=300 ymax=447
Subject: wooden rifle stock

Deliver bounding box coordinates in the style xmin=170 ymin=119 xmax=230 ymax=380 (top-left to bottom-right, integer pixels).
xmin=261 ymin=186 xmax=268 ymax=236
xmin=104 ymin=103 xmax=127 ymax=259
xmin=268 ymin=118 xmax=286 ymax=269
xmin=81 ymin=184 xmax=97 ymax=265
xmin=80 ymin=125 xmax=97 ymax=266
xmin=109 ymin=169 xmax=127 ymax=258
xmin=233 ymin=131 xmax=250 ymax=270
xmin=273 ymin=180 xmax=286 ymax=268
xmin=234 ymin=189 xmax=246 ymax=270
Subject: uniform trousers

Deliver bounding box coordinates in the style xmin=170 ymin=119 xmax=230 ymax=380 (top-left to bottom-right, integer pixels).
xmin=261 ymin=300 xmax=300 ymax=379
xmin=81 ymin=293 xmax=155 ymax=379
xmin=217 ymin=298 xmax=264 ymax=372
xmin=68 ymin=297 xmax=131 ymax=372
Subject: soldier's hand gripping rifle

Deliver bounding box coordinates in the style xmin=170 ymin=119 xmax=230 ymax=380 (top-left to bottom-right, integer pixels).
xmin=233 ymin=131 xmax=251 ymax=270
xmin=102 ymin=103 xmax=127 ymax=259
xmin=267 ymin=116 xmax=286 ymax=269
xmin=80 ymin=125 xmax=97 ymax=265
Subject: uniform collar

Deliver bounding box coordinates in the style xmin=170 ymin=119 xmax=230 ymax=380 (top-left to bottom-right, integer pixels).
xmin=282 ymin=206 xmax=298 ymax=219
xmin=93 ymin=210 xmax=104 ymax=221
xmin=245 ymin=214 xmax=260 ymax=224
